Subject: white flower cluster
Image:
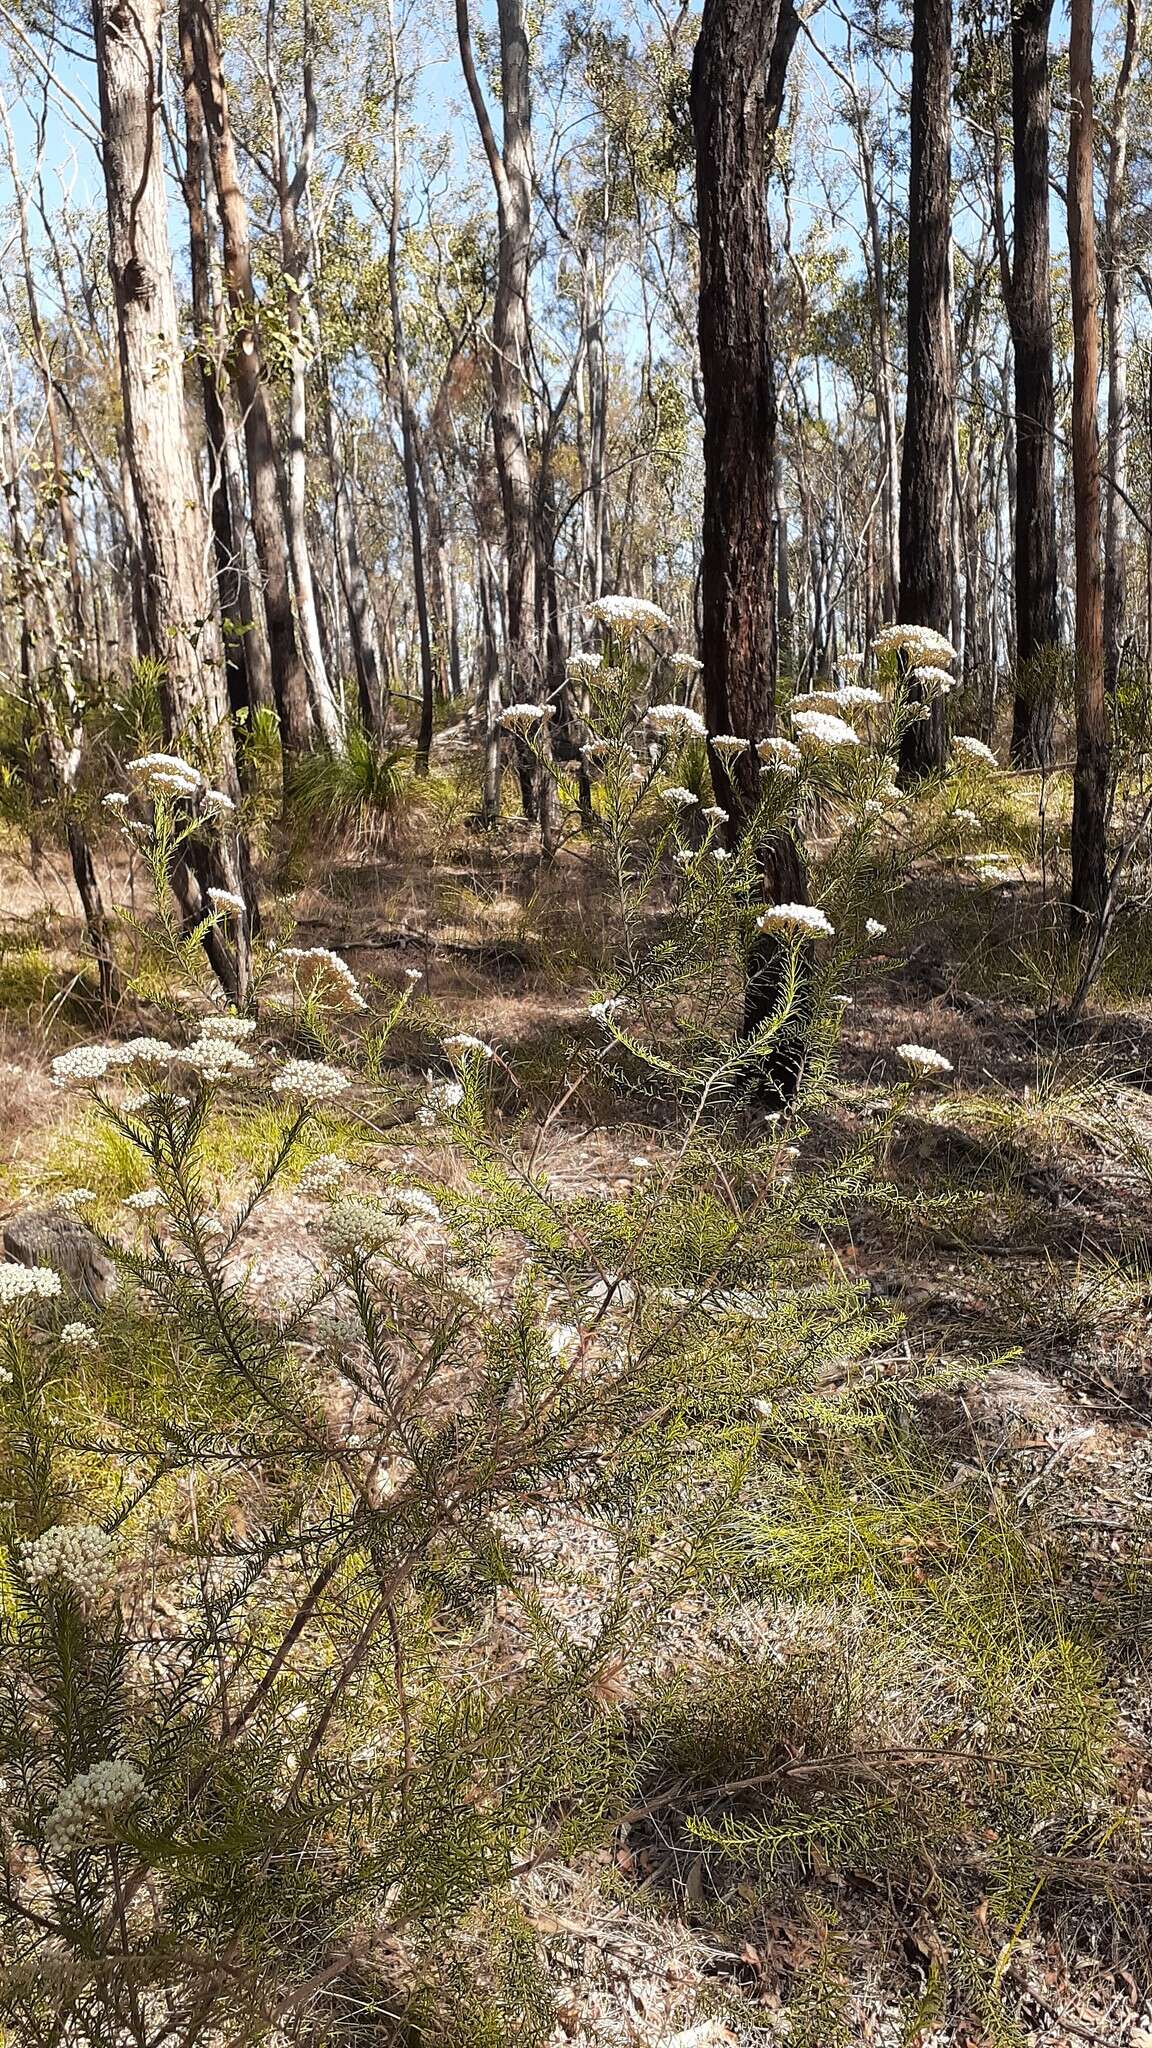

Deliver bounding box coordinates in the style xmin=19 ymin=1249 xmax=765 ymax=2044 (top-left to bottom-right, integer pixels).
xmin=660 ymin=786 xmax=698 ymax=809
xmin=757 ymin=736 xmax=802 ymax=771
xmin=44 ymin=1758 xmax=144 ymax=1858
xmin=710 ymin=734 xmax=748 ymax=763
xmin=865 ymin=918 xmax=887 ymax=939
xmin=952 ymin=736 xmax=998 ymax=767
xmin=791 ymin=708 xmax=860 ymax=749
xmin=20 ymin=1522 xmax=116 ymax=1601
xmin=566 ymin=650 xmax=602 ymax=679
xmin=833 ymin=684 xmax=884 ymax=709
xmin=280 ymin=946 xmax=367 ymax=1012
xmin=0 ymin=1264 xmax=62 ymax=1308
xmin=127 ymin=752 xmax=202 ymax=799
xmin=953 ymin=808 xmax=981 ymax=829
xmin=702 ymin=805 xmax=728 ymax=826
xmin=897 ymin=1043 xmax=954 ymax=1077
xmin=443 ymin=1033 xmax=495 ymax=1061
xmin=669 ymin=651 xmax=703 ymax=674
xmin=121 ymin=1038 xmax=175 ymax=1063
xmin=206 ymin=887 xmax=246 ymax=919
xmin=112 ymin=759 xmax=236 ymax=822
xmin=794 ymin=686 xmax=881 ymax=714
xmin=387 ymin=1186 xmax=442 ymax=1223
xmin=296 ymin=1152 xmax=351 ymax=1195
xmin=588 ymin=995 xmax=626 ymax=1026
xmin=502 ymin=702 xmax=553 ymax=730
xmin=52 ymin=1187 xmax=98 ymax=1212
xmin=758 ymin=902 xmax=835 ymax=939
xmin=648 ymin=703 xmax=707 ymax=741
xmin=272 ymin=1058 xmax=350 ymax=1101
xmin=198 ymin=1014 xmax=257 ymax=1041
xmin=179 ymin=1028 xmax=256 ymax=1083
xmin=60 ymin=1321 xmax=97 ymax=1350
xmin=872 ymin=624 xmax=956 ymax=666
xmin=416 ymin=1075 xmax=464 ymax=1125
xmin=50 ymin=1038 xmax=176 ymax=1086
xmin=123 ymin=1188 xmax=165 ymax=1211
xmin=587 ymin=594 xmax=674 ymax=635
xmin=51 ymin=1045 xmax=117 ymax=1086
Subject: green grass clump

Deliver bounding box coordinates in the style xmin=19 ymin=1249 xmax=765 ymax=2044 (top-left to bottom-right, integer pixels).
xmin=290 ymin=725 xmax=413 ymax=846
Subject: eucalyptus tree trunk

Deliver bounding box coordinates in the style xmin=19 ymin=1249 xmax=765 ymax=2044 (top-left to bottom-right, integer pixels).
xmin=1068 ymin=0 xmax=1108 ymax=923
xmin=412 ymin=414 xmax=451 ymax=695
xmin=774 ymin=454 xmax=794 ymax=676
xmin=897 ymin=0 xmax=954 ymax=783
xmin=116 ymin=431 xmax=147 ymax=664
xmin=822 ymin=52 xmax=898 ymax=623
xmin=999 ymin=345 xmax=1018 ymax=672
xmin=476 ymin=487 xmax=504 ymax=819
xmin=385 ymin=0 xmax=437 ymax=772
xmin=92 ymin=0 xmax=249 ymax=999
xmin=266 ymin=0 xmax=340 ymax=743
xmin=1103 ymin=0 xmax=1141 ymax=697
xmin=690 ymin=0 xmax=799 ymax=824
xmin=93 ymin=0 xmax=221 ymax=732
xmin=179 ymin=55 xmax=264 ymax=731
xmin=1007 ymin=0 xmax=1059 ymax=766
xmin=181 ymin=0 xmax=314 ymax=764
xmin=861 ymin=130 xmax=900 ymax=625
xmin=194 ymin=153 xmax=274 ymax=717
xmin=325 ymin=390 xmax=386 ymax=731
xmin=456 ymin=0 xmax=537 ymax=743
xmin=580 ymin=248 xmax=609 ymax=603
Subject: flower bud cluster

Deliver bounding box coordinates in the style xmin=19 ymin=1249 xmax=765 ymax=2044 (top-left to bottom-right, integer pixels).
xmin=44 ymin=1758 xmax=144 ymax=1858
xmin=20 ymin=1522 xmax=117 ymax=1601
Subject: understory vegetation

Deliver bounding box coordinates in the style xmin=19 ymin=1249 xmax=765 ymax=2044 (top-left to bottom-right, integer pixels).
xmin=0 ymin=633 xmax=1150 ymax=2047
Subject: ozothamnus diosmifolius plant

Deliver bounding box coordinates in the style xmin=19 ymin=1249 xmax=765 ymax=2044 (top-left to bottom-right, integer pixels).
xmin=544 ymin=610 xmax=1005 ymax=1116
xmin=0 ymin=732 xmax=894 ymax=2045
xmin=0 ymin=655 xmax=1119 ymax=2046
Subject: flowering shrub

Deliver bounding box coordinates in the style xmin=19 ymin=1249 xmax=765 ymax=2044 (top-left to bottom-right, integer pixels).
xmin=0 ymin=745 xmax=909 ymax=2044
xmin=0 ymin=631 xmax=1122 ymax=2045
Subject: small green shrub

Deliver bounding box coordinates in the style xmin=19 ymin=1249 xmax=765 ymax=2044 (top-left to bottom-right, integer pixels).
xmin=290 ymin=726 xmax=413 ymax=846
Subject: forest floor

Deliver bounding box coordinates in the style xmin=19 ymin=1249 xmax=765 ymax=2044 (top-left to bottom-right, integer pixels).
xmin=2 ymin=788 xmax=1152 ymax=2048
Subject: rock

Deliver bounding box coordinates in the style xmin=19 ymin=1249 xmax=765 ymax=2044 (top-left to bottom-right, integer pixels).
xmin=2 ymin=1211 xmax=115 ymax=1304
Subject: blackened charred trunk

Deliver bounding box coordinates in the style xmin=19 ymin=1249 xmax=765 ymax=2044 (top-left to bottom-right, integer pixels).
xmin=691 ymin=0 xmax=797 ymax=826
xmin=1068 ymin=0 xmax=1109 ymax=923
xmin=180 ymin=56 xmax=255 ymax=731
xmin=739 ymin=829 xmax=812 ymax=1109
xmin=897 ymin=0 xmax=955 ymax=784
xmin=1102 ymin=0 xmax=1139 ymax=699
xmin=181 ymin=0 xmax=314 ymax=766
xmin=1008 ymin=0 xmax=1059 ymax=767
xmin=66 ymin=821 xmax=120 ymax=1014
